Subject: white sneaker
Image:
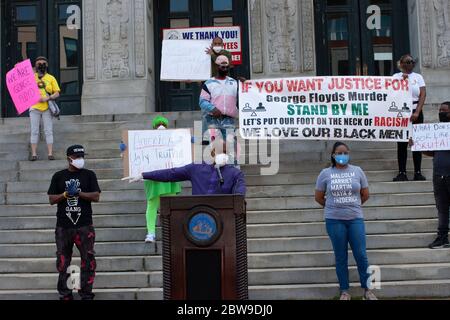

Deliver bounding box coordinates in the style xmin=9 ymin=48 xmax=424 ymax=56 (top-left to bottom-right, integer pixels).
xmin=145 ymin=234 xmax=155 ymax=243
xmin=363 ymin=290 xmax=378 ymax=300
xmin=339 ymin=291 xmax=351 ymax=300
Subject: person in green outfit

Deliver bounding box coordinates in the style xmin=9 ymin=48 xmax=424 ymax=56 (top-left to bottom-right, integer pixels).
xmin=120 ymin=115 xmax=181 ymax=243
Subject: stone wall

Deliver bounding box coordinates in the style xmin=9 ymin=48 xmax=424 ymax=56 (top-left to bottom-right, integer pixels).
xmin=81 ymin=0 xmax=154 ymax=115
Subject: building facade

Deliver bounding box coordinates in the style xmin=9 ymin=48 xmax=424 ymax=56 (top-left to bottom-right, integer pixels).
xmin=1 ymin=0 xmax=449 ymax=118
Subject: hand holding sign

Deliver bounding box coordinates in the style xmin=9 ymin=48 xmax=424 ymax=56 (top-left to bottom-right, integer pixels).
xmin=6 ymin=59 xmax=41 ymax=115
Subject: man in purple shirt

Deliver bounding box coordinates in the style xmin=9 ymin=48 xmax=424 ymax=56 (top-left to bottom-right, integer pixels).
xmin=124 ymin=141 xmax=246 ymax=196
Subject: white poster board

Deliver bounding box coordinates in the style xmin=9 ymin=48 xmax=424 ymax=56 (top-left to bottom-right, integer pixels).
xmin=124 ymin=129 xmax=192 ymax=178
xmin=412 ymin=123 xmax=450 ymax=151
xmin=160 ymin=40 xmax=211 ymax=81
xmin=239 ymin=76 xmax=413 ymax=142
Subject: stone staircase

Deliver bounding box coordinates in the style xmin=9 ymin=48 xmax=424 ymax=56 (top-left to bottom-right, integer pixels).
xmin=0 ymin=109 xmax=449 ymax=300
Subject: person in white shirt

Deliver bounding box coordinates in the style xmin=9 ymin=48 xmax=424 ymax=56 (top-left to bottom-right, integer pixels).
xmin=392 ymin=54 xmax=427 ymax=182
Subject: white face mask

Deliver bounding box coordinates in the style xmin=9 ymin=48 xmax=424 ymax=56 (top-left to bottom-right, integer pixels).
xmin=71 ymin=158 xmax=85 ymax=169
xmin=214 ymin=153 xmax=229 ymax=167
xmin=213 ymin=46 xmax=223 ymax=53
xmin=157 ymin=125 xmax=166 ymax=130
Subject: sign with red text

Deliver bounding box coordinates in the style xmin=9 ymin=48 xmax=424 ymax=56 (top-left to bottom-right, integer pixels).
xmin=239 ymin=76 xmax=413 ymax=142
xmin=163 ymin=26 xmax=242 ymax=65
xmin=6 ymin=59 xmax=41 ymax=115
xmin=412 ymin=123 xmax=450 ymax=151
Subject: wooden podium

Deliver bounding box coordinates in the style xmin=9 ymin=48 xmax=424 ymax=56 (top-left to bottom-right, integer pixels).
xmin=160 ymin=195 xmax=248 ymax=300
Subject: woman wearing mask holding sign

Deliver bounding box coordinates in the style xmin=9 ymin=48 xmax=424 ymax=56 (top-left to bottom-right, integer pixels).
xmin=29 ymin=56 xmax=60 ymax=161
xmin=393 ymin=54 xmax=427 ymax=181
xmin=315 ymin=142 xmax=377 ymax=300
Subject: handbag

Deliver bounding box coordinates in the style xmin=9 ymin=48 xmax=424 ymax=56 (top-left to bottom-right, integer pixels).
xmin=48 ymin=99 xmax=61 ymax=120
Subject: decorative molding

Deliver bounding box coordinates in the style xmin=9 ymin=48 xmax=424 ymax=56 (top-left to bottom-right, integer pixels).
xmin=300 ymin=0 xmax=314 ymax=71
xmin=134 ymin=0 xmax=146 ymax=78
xmin=84 ymin=0 xmax=96 ymax=80
xmin=419 ymin=0 xmax=450 ymax=69
xmin=100 ymin=0 xmax=130 ymax=79
xmin=265 ymin=0 xmax=298 ymax=73
xmin=250 ymin=0 xmax=263 ymax=73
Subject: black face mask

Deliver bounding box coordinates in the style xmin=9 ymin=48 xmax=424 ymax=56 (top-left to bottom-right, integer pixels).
xmin=439 ymin=112 xmax=450 ymax=122
xmin=37 ymin=64 xmax=47 ymax=74
xmin=218 ymin=67 xmax=229 ymax=77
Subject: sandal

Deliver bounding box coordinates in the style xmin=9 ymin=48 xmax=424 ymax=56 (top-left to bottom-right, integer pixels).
xmin=48 ymin=155 xmax=55 ymax=161
xmin=30 ymin=156 xmax=38 ymax=161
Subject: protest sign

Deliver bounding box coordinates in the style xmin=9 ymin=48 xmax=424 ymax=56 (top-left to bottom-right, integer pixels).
xmin=160 ymin=40 xmax=211 ymax=81
xmin=411 ymin=123 xmax=450 ymax=151
xmin=163 ymin=26 xmax=242 ymax=65
xmin=6 ymin=59 xmax=41 ymax=115
xmin=123 ymin=129 xmax=193 ymax=178
xmin=239 ymin=76 xmax=413 ymax=142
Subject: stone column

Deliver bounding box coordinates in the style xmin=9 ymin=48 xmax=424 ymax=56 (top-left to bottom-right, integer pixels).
xmin=248 ymin=0 xmax=316 ymax=79
xmin=81 ymin=0 xmax=155 ymax=115
xmin=412 ymin=0 xmax=450 ymax=104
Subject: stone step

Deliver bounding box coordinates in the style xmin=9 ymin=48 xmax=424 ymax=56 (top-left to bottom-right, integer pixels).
xmin=0 ymin=288 xmax=163 ymax=300
xmin=3 ymin=192 xmax=436 ymax=211
xmin=249 ymin=279 xmax=450 ymax=300
xmin=18 ymin=158 xmax=123 ymax=171
xmin=0 ymin=279 xmax=449 ymax=300
xmin=0 ymin=271 xmax=162 ymax=290
xmin=246 ymin=233 xmax=437 ymax=253
xmin=5 ymin=180 xmax=433 ymax=199
xmin=2 ymin=247 xmax=448 ymax=274
xmin=0 ymin=256 xmax=161 ymax=273
xmin=0 ymin=218 xmax=437 ymax=242
xmin=0 ymin=233 xmax=437 ymax=258
xmin=2 ymin=262 xmax=450 ymax=291
xmin=0 ymin=242 xmax=160 ymax=258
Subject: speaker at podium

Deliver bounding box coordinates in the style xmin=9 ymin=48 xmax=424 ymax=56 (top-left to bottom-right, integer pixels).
xmin=160 ymin=195 xmax=248 ymax=300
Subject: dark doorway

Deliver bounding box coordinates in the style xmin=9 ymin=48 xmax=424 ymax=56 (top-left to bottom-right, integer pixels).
xmin=314 ymin=0 xmax=410 ymax=76
xmin=154 ymin=0 xmax=250 ymax=112
xmin=1 ymin=0 xmax=82 ymax=118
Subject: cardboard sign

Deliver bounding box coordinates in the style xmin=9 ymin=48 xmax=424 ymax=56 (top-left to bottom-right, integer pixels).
xmin=163 ymin=26 xmax=242 ymax=65
xmin=412 ymin=123 xmax=450 ymax=151
xmin=6 ymin=59 xmax=41 ymax=115
xmin=239 ymin=76 xmax=413 ymax=142
xmin=160 ymin=40 xmax=211 ymax=81
xmin=123 ymin=129 xmax=193 ymax=178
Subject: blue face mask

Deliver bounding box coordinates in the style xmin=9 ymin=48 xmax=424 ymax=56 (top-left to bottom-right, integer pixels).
xmin=335 ymin=154 xmax=350 ymax=165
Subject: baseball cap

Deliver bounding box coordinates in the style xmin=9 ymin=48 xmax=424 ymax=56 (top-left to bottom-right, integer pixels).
xmin=215 ymin=55 xmax=230 ymax=66
xmin=66 ymin=145 xmax=86 ymax=157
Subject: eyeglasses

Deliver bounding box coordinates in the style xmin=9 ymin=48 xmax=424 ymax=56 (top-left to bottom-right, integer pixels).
xmin=404 ymin=60 xmax=415 ymax=65
xmin=335 ymin=152 xmax=349 ymax=155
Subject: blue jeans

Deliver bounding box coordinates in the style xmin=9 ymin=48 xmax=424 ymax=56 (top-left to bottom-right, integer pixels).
xmin=326 ymin=218 xmax=370 ymax=291
xmin=202 ymin=113 xmax=236 ymax=141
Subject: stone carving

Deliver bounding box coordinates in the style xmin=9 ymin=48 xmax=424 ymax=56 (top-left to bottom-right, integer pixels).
xmin=265 ymin=0 xmax=298 ymax=73
xmin=420 ymin=0 xmax=450 ymax=68
xmin=100 ymin=0 xmax=130 ymax=79
xmin=134 ymin=0 xmax=146 ymax=78
xmin=84 ymin=0 xmax=96 ymax=80
xmin=250 ymin=0 xmax=263 ymax=73
xmin=301 ymin=0 xmax=314 ymax=71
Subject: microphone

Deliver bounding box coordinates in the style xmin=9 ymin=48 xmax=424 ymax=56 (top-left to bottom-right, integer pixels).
xmin=215 ymin=164 xmax=224 ymax=185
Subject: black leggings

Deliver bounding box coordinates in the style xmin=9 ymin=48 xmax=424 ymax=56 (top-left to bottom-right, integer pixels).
xmin=397 ymin=110 xmax=424 ymax=173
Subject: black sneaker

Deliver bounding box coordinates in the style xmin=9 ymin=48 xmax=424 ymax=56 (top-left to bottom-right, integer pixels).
xmin=414 ymin=172 xmax=426 ymax=181
xmin=393 ymin=172 xmax=408 ymax=182
xmin=428 ymin=236 xmax=449 ymax=249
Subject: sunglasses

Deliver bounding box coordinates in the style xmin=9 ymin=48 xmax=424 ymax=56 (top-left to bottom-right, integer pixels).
xmin=335 ymin=152 xmax=349 ymax=155
xmin=404 ymin=60 xmax=415 ymax=65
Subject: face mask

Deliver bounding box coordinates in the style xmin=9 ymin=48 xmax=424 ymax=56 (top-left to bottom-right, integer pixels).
xmin=218 ymin=67 xmax=229 ymax=77
xmin=157 ymin=125 xmax=166 ymax=130
xmin=439 ymin=112 xmax=450 ymax=122
xmin=215 ymin=154 xmax=229 ymax=167
xmin=71 ymin=158 xmax=85 ymax=170
xmin=213 ymin=46 xmax=223 ymax=53
xmin=334 ymin=154 xmax=350 ymax=166
xmin=37 ymin=64 xmax=47 ymax=74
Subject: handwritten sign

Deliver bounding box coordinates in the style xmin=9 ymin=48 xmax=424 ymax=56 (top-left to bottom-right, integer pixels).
xmin=123 ymin=129 xmax=193 ymax=178
xmin=239 ymin=76 xmax=413 ymax=142
xmin=6 ymin=59 xmax=41 ymax=115
xmin=160 ymin=40 xmax=211 ymax=81
xmin=163 ymin=26 xmax=242 ymax=65
xmin=412 ymin=123 xmax=450 ymax=151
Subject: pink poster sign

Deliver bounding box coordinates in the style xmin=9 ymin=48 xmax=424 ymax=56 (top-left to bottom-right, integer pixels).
xmin=6 ymin=59 xmax=41 ymax=115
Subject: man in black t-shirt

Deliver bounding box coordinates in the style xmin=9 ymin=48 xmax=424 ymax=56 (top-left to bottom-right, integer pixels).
xmin=48 ymin=145 xmax=101 ymax=300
